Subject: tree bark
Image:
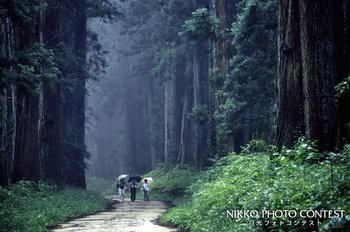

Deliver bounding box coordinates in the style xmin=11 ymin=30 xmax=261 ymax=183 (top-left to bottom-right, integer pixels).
xmin=61 ymin=0 xmax=87 ymax=188
xmin=193 ymin=42 xmax=200 ymax=167
xmin=192 ymin=40 xmax=209 ymax=168
xmin=148 ymin=77 xmax=158 ymax=168
xmin=210 ymin=0 xmax=231 ymax=155
xmin=164 ymin=76 xmax=177 ymax=163
xmin=275 ymin=0 xmax=304 ymax=148
xmin=11 ymin=18 xmax=41 ymax=183
xmin=6 ymin=86 xmax=15 ymax=181
xmin=177 ymin=69 xmax=191 ymax=166
xmin=0 ymin=18 xmax=8 ymax=186
xmin=41 ymin=0 xmax=63 ymax=186
xmin=333 ymin=0 xmax=350 ymax=148
xmin=0 ymin=88 xmax=7 ymax=186
xmin=299 ymin=0 xmax=337 ymax=151
xmin=12 ymin=87 xmax=40 ymax=183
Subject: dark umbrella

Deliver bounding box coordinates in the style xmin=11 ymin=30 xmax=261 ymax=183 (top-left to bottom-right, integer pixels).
xmin=128 ymin=176 xmax=142 ymax=183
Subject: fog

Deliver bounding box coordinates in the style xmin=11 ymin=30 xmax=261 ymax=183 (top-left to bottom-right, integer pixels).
xmin=86 ymin=10 xmax=162 ymax=178
xmin=86 ymin=19 xmax=135 ymax=178
xmin=85 ymin=0 xmax=277 ymax=180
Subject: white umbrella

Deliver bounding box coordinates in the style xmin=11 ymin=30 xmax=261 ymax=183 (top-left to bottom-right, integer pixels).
xmin=141 ymin=177 xmax=153 ymax=184
xmin=117 ymin=174 xmax=128 ymax=181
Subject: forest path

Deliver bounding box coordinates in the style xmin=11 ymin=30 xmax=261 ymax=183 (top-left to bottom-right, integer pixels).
xmin=50 ymin=195 xmax=177 ymax=232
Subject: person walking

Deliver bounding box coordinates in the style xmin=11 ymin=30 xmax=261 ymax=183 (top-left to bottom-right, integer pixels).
xmin=142 ymin=179 xmax=150 ymax=202
xmin=117 ymin=179 xmax=126 ymax=202
xmin=130 ymin=179 xmax=138 ymax=202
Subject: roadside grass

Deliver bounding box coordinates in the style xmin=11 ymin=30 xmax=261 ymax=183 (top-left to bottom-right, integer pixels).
xmin=161 ymin=140 xmax=350 ymax=232
xmin=142 ymin=164 xmax=200 ymax=205
xmin=0 ymin=180 xmax=111 ymax=232
xmin=86 ymin=176 xmax=115 ymax=196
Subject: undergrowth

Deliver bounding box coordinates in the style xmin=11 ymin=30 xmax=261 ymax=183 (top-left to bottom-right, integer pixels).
xmin=142 ymin=164 xmax=200 ymax=205
xmin=0 ymin=181 xmax=111 ymax=232
xmin=86 ymin=176 xmax=115 ymax=196
xmin=161 ymin=139 xmax=350 ymax=232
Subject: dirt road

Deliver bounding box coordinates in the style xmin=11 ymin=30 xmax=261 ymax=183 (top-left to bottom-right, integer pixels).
xmin=51 ymin=196 xmax=177 ymax=232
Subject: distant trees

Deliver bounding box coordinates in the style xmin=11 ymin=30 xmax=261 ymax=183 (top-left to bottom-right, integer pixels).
xmin=3 ymin=0 xmax=346 ymax=183
xmin=87 ymin=0 xmax=278 ymax=176
xmin=119 ymin=0 xmax=213 ymax=169
xmin=104 ymin=0 xmax=349 ymax=176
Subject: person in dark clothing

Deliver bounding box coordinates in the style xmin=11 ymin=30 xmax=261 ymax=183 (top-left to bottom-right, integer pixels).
xmin=130 ymin=178 xmax=138 ymax=202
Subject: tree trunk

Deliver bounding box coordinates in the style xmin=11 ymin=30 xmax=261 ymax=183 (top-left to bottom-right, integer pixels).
xmin=333 ymin=0 xmax=350 ymax=148
xmin=148 ymin=77 xmax=158 ymax=168
xmin=61 ymin=0 xmax=87 ymax=188
xmin=0 ymin=88 xmax=7 ymax=186
xmin=0 ymin=19 xmax=8 ymax=186
xmin=299 ymin=0 xmax=337 ymax=151
xmin=275 ymin=0 xmax=304 ymax=148
xmin=0 ymin=16 xmax=15 ymax=186
xmin=164 ymin=76 xmax=177 ymax=163
xmin=12 ymin=88 xmax=40 ymax=183
xmin=193 ymin=43 xmax=200 ymax=167
xmin=214 ymin=0 xmax=228 ymax=74
xmin=6 ymin=86 xmax=15 ymax=180
xmin=192 ymin=40 xmax=209 ymax=168
xmin=41 ymin=0 xmax=63 ymax=186
xmin=177 ymin=72 xmax=191 ymax=166
xmin=11 ymin=19 xmax=41 ymax=183
xmin=210 ymin=0 xmax=231 ymax=155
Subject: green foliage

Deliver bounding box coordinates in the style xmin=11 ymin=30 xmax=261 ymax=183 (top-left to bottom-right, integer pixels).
xmin=87 ymin=0 xmax=122 ymax=22
xmin=240 ymin=139 xmax=276 ymax=155
xmin=335 ymin=76 xmax=350 ymax=99
xmin=162 ymin=140 xmax=350 ymax=232
xmin=142 ymin=164 xmax=199 ymax=205
xmin=1 ymin=0 xmax=47 ymax=25
xmin=87 ymin=31 xmax=109 ymax=81
xmin=151 ymin=47 xmax=179 ymax=81
xmin=209 ymin=67 xmax=228 ymax=94
xmin=86 ymin=176 xmax=115 ymax=196
xmin=0 ymin=181 xmax=111 ymax=232
xmin=276 ymin=137 xmax=320 ymax=164
xmin=2 ymin=43 xmax=60 ymax=93
xmin=179 ymin=8 xmax=220 ymax=41
xmin=214 ymin=97 xmax=246 ymax=137
xmin=212 ymin=0 xmax=276 ymax=144
xmin=188 ymin=104 xmax=209 ymax=125
xmin=55 ymin=43 xmax=95 ymax=82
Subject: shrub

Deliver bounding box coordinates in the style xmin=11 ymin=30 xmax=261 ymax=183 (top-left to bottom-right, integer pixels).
xmin=86 ymin=176 xmax=115 ymax=195
xmin=162 ymin=140 xmax=350 ymax=232
xmin=0 ymin=181 xmax=111 ymax=232
xmin=142 ymin=164 xmax=199 ymax=204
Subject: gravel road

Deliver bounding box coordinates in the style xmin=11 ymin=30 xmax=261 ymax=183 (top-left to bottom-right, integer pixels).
xmin=51 ymin=196 xmax=178 ymax=232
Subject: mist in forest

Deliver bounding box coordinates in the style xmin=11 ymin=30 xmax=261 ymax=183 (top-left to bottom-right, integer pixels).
xmin=86 ymin=3 xmax=164 ymax=179
xmin=1 ymin=0 xmax=348 ymax=188
xmin=85 ymin=0 xmax=350 ymax=180
xmin=1 ymin=1 xmax=350 ymax=231
xmin=86 ymin=18 xmax=141 ymax=178
xmin=85 ymin=0 xmax=276 ymax=179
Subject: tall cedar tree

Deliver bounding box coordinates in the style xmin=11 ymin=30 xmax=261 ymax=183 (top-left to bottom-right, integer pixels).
xmin=11 ymin=5 xmax=42 ymax=183
xmin=41 ymin=0 xmax=63 ymax=186
xmin=60 ymin=0 xmax=87 ymax=188
xmin=276 ymin=0 xmax=350 ymax=151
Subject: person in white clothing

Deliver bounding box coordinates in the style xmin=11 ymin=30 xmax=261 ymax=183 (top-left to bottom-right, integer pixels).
xmin=142 ymin=179 xmax=150 ymax=202
xmin=117 ymin=179 xmax=126 ymax=201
